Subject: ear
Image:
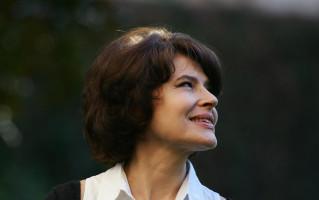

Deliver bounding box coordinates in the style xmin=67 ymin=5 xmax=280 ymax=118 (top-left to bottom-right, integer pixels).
xmin=151 ymin=87 xmax=163 ymax=99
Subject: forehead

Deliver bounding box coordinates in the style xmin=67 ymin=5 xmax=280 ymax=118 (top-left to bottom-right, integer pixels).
xmin=171 ymin=54 xmax=208 ymax=81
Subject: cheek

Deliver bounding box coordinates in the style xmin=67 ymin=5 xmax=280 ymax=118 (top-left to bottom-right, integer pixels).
xmin=149 ymin=97 xmax=187 ymax=131
xmin=212 ymin=108 xmax=218 ymax=125
xmin=175 ymin=94 xmax=198 ymax=116
xmin=157 ymin=95 xmax=194 ymax=117
xmin=150 ymin=91 xmax=198 ymax=127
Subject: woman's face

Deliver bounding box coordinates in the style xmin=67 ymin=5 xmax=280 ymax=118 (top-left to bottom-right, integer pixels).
xmin=147 ymin=54 xmax=218 ymax=153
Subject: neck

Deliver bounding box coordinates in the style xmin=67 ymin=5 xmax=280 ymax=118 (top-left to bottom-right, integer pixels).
xmin=124 ymin=139 xmax=191 ymax=200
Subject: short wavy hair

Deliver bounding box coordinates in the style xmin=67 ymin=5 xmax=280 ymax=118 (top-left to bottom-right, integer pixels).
xmin=83 ymin=27 xmax=222 ymax=164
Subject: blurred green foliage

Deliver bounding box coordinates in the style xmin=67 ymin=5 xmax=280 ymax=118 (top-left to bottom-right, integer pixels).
xmin=0 ymin=0 xmax=318 ymax=199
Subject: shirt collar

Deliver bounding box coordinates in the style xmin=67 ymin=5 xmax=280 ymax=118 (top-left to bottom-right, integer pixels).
xmin=97 ymin=163 xmax=134 ymax=200
xmin=175 ymin=160 xmax=208 ymax=200
xmin=96 ymin=160 xmax=209 ymax=200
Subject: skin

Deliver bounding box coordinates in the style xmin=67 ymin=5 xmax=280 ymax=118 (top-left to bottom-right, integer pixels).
xmin=146 ymin=54 xmax=219 ymax=153
xmin=80 ymin=180 xmax=85 ymax=199
xmin=81 ymin=54 xmax=224 ymax=200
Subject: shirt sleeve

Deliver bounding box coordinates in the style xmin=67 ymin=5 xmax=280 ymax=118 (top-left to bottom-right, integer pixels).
xmin=44 ymin=180 xmax=80 ymax=200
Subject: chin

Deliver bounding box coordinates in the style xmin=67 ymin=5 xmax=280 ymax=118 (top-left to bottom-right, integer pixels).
xmin=202 ymin=141 xmax=217 ymax=150
xmin=201 ymin=133 xmax=217 ymax=149
xmin=191 ymin=138 xmax=218 ymax=152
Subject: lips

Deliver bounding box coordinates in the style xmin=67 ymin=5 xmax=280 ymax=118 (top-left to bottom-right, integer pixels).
xmin=189 ymin=113 xmax=216 ymax=129
xmin=191 ymin=118 xmax=213 ymax=124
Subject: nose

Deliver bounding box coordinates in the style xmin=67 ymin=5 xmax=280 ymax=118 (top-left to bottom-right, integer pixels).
xmin=198 ymin=88 xmax=218 ymax=109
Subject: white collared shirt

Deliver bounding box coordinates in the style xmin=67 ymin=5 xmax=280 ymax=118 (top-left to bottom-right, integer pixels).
xmin=83 ymin=160 xmax=220 ymax=200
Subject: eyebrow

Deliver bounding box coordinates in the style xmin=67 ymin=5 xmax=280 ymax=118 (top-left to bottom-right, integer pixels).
xmin=176 ymin=75 xmax=210 ymax=87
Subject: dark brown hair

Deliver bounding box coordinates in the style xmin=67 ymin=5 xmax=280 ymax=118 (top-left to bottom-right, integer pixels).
xmin=83 ymin=27 xmax=222 ymax=164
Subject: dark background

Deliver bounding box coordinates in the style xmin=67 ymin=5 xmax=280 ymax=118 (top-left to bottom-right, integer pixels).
xmin=1 ymin=0 xmax=318 ymax=199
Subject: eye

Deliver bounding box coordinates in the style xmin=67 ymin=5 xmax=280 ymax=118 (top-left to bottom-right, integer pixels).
xmin=178 ymin=81 xmax=193 ymax=88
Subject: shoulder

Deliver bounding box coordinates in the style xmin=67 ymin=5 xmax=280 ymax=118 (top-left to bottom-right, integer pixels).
xmin=44 ymin=180 xmax=80 ymax=200
xmin=80 ymin=180 xmax=86 ymax=200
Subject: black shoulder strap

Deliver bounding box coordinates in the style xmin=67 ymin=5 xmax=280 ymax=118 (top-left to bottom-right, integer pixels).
xmin=44 ymin=180 xmax=80 ymax=200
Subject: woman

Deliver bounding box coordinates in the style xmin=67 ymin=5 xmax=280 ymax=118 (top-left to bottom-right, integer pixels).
xmin=46 ymin=27 xmax=231 ymax=200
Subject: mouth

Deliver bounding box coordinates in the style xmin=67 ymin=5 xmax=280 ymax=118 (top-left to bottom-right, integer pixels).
xmin=190 ymin=118 xmax=213 ymax=124
xmin=189 ymin=113 xmax=215 ymax=129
